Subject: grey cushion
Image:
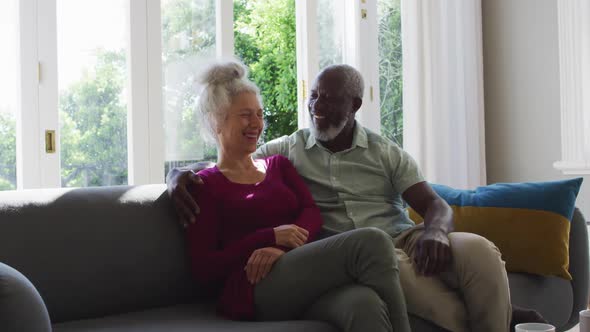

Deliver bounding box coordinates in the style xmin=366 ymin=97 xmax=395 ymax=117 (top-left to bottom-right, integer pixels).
xmin=52 ymin=303 xmax=338 ymax=332
xmin=52 ymin=302 xmax=446 ymax=332
xmin=508 ymin=273 xmax=572 ymax=328
xmin=0 ymin=185 xmax=198 ymax=323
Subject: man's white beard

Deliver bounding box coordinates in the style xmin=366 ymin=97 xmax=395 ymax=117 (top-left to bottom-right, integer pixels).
xmin=309 ymin=114 xmax=349 ymax=142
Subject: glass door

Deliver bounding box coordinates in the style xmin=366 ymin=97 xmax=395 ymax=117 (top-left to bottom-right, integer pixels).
xmin=56 ymin=0 xmax=130 ymax=187
xmin=378 ymin=0 xmax=403 ymax=145
xmin=161 ymin=0 xmax=217 ymax=174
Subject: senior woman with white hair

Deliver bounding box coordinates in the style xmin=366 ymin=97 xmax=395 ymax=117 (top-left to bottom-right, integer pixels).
xmin=184 ymin=60 xmax=411 ymax=332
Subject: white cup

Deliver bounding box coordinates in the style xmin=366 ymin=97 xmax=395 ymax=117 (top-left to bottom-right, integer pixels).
xmin=514 ymin=323 xmax=555 ymax=332
xmin=580 ymin=309 xmax=590 ymax=332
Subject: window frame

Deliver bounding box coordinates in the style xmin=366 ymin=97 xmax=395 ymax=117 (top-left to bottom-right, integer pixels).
xmin=18 ymin=0 xmax=61 ymax=188
xmin=17 ymin=0 xmax=166 ymax=188
xmin=128 ymin=0 xmax=165 ymax=185
xmin=295 ymin=0 xmax=381 ymax=133
xmin=13 ymin=0 xmax=386 ymax=189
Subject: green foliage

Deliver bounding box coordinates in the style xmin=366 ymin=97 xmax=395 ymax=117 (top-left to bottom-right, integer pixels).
xmin=0 ymin=112 xmax=16 ymax=190
xmin=378 ymin=0 xmax=403 ymax=146
xmin=59 ymin=49 xmax=128 ymax=187
xmin=234 ymin=0 xmax=297 ymax=142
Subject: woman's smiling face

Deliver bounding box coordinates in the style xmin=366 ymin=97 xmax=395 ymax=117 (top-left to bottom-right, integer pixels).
xmin=217 ymin=91 xmax=264 ymax=155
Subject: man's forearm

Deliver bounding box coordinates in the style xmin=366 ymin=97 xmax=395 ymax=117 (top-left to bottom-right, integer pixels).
xmin=422 ymin=199 xmax=454 ymax=234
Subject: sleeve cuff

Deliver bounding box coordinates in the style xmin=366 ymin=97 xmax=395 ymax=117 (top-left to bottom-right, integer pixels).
xmin=398 ymin=178 xmax=426 ymax=195
xmin=272 ymin=245 xmax=290 ymax=252
xmin=257 ymin=227 xmax=277 ymax=246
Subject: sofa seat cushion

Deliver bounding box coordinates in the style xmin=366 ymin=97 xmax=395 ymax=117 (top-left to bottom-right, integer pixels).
xmin=508 ymin=273 xmax=573 ymax=328
xmin=52 ymin=302 xmax=449 ymax=332
xmin=52 ymin=302 xmax=337 ymax=332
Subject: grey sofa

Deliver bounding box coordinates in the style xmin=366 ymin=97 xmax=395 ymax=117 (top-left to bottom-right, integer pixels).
xmin=0 ymin=185 xmax=587 ymax=332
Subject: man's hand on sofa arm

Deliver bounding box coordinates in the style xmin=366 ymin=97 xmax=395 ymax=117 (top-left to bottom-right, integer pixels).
xmin=166 ymin=162 xmax=214 ymax=228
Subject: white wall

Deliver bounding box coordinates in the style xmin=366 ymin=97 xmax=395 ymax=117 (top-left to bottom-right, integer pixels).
xmin=482 ymin=0 xmax=590 ymax=217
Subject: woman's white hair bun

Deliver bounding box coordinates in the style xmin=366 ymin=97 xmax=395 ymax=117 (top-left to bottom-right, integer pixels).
xmin=200 ymin=61 xmax=247 ymax=85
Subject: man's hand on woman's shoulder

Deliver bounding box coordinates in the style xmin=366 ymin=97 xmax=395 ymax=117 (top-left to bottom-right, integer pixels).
xmin=166 ymin=162 xmax=214 ymax=228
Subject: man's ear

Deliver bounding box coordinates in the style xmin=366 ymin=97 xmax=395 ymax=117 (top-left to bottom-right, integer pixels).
xmin=352 ymin=97 xmax=362 ymax=112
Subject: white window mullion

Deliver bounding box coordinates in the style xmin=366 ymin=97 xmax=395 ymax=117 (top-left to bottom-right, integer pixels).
xmin=18 ymin=0 xmax=60 ymax=189
xmin=216 ymin=0 xmax=234 ymax=57
xmin=127 ymin=0 xmax=149 ymax=185
xmin=295 ymin=0 xmax=319 ymax=129
xmin=127 ymin=0 xmax=164 ymax=185
xmin=17 ymin=0 xmax=40 ymax=189
xmin=37 ymin=0 xmax=60 ymax=188
xmin=343 ymin=0 xmax=381 ymax=133
xmin=146 ymin=0 xmax=164 ymax=183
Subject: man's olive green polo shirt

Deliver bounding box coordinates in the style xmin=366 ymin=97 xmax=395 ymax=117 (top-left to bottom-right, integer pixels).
xmin=254 ymin=122 xmax=425 ymax=239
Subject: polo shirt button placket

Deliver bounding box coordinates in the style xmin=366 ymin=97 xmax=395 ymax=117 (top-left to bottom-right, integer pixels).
xmin=330 ymin=156 xmax=337 ymax=186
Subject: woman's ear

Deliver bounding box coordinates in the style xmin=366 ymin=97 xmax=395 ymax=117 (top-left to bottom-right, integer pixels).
xmin=216 ymin=115 xmax=227 ymax=134
xmin=214 ymin=121 xmax=222 ymax=135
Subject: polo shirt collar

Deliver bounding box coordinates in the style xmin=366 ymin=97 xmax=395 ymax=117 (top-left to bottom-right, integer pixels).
xmin=305 ymin=131 xmax=318 ymax=149
xmin=353 ymin=122 xmax=369 ymax=149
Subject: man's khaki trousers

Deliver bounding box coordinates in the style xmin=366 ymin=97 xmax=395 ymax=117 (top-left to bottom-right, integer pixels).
xmin=394 ymin=224 xmax=512 ymax=332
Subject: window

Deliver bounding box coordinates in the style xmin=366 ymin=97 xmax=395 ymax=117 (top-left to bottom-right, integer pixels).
xmin=9 ymin=0 xmax=401 ymax=189
xmin=57 ymin=0 xmax=129 ymax=187
xmin=378 ymin=0 xmax=403 ymax=146
xmin=0 ymin=0 xmax=18 ymax=191
xmin=234 ymin=0 xmax=297 ymax=143
xmin=316 ymin=0 xmax=344 ymax=69
xmin=161 ymin=0 xmax=217 ymax=173
xmin=296 ymin=0 xmax=385 ymax=134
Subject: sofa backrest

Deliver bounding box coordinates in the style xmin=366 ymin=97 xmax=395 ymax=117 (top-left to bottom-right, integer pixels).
xmin=0 ymin=185 xmax=198 ymax=323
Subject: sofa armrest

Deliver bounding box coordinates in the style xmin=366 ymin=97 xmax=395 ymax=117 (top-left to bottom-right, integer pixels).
xmin=0 ymin=262 xmax=51 ymax=332
xmin=563 ymin=208 xmax=589 ymax=331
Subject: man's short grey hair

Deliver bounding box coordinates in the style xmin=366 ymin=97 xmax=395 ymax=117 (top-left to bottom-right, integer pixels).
xmin=196 ymin=59 xmax=262 ymax=144
xmin=319 ymin=64 xmax=365 ymax=99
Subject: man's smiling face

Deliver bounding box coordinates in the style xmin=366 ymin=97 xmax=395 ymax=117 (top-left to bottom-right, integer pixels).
xmin=307 ymin=71 xmax=356 ymax=142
